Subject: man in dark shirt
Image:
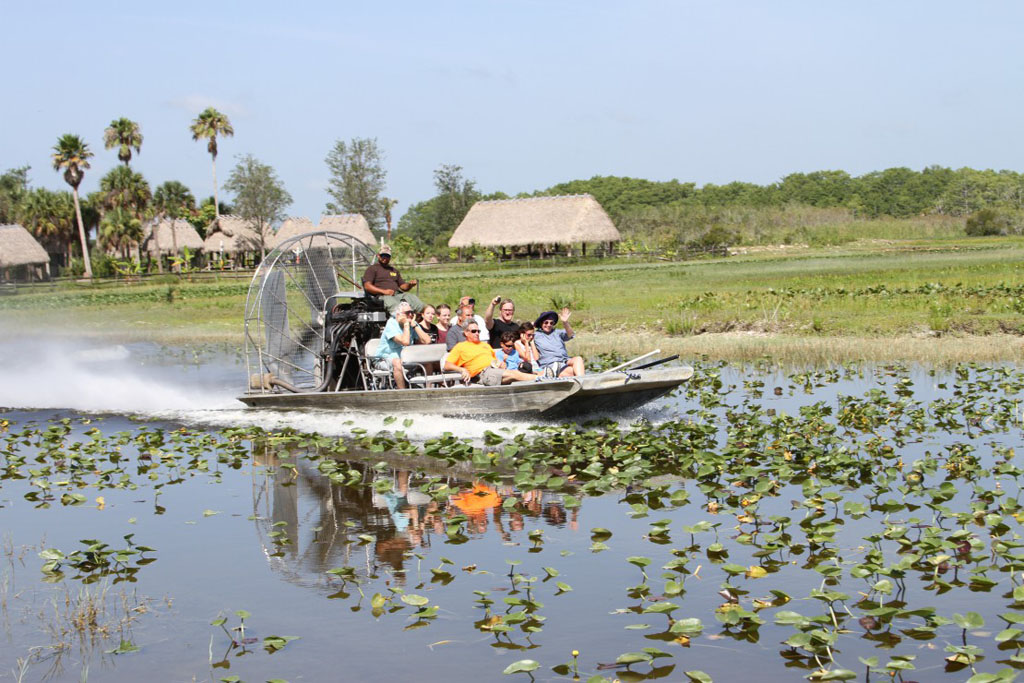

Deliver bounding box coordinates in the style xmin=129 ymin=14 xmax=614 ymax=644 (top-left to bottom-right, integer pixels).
xmin=485 ymin=297 xmax=520 ymax=349
xmin=362 ymin=244 xmax=424 ymax=312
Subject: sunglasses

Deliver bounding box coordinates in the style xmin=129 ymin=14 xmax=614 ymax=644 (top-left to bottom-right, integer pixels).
xmin=465 ymin=329 xmax=480 ymax=334
xmin=524 ymin=333 xmax=535 ymax=338
xmin=501 ymin=343 xmax=514 ymax=349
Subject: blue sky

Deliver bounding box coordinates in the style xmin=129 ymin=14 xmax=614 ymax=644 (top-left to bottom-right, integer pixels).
xmin=5 ymin=1 xmax=1022 ymax=221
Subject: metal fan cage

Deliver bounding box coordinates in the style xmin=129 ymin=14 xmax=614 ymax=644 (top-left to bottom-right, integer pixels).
xmin=244 ymin=231 xmax=376 ymax=393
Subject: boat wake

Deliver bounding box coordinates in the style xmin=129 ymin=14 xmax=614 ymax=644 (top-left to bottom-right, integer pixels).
xmin=0 ymin=338 xmax=675 ymax=441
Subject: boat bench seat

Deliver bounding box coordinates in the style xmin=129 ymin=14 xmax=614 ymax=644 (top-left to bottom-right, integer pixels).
xmin=401 ymin=343 xmax=463 ymax=388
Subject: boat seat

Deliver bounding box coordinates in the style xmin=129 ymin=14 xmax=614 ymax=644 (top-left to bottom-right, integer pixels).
xmin=401 ymin=343 xmax=463 ymax=388
xmin=362 ymin=338 xmax=396 ymax=390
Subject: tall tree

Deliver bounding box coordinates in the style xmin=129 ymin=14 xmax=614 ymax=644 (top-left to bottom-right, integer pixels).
xmin=224 ymin=154 xmax=292 ymax=257
xmin=324 ymin=137 xmax=387 ymax=228
xmin=103 ymin=118 xmax=143 ymax=166
xmin=381 ymin=197 xmax=398 ymax=240
xmin=433 ymin=164 xmax=479 ymax=236
xmin=52 ymin=134 xmax=94 ymax=278
xmin=189 ymin=107 xmax=234 ymax=224
xmin=0 ymin=166 xmax=30 ymax=224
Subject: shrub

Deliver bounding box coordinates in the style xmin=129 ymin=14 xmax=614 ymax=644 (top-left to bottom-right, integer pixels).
xmin=965 ymin=209 xmax=1014 ymax=236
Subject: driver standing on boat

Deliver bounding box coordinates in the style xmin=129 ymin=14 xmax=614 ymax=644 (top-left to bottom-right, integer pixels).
xmin=374 ymin=300 xmax=414 ymax=389
xmin=362 ymin=245 xmax=425 ymax=313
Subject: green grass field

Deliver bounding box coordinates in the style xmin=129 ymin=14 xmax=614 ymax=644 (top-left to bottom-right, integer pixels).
xmin=3 ymin=237 xmax=1023 ymax=363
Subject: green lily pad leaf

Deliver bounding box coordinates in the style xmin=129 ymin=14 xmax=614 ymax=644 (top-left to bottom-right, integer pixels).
xmin=401 ymin=594 xmax=430 ymax=607
xmin=721 ymin=563 xmax=746 ymax=575
xmin=642 ymin=647 xmax=672 ymax=659
xmin=503 ymin=659 xmax=540 ymax=674
xmin=616 ymin=651 xmax=653 ymax=665
xmin=817 ymin=670 xmax=857 ymax=680
xmin=555 ymin=582 xmax=573 ymax=593
xmin=953 ymin=612 xmax=984 ymax=630
xmin=685 ymin=671 xmax=713 ymax=682
xmin=263 ymin=635 xmax=298 ymax=652
xmin=642 ymin=601 xmax=679 ymax=614
xmin=234 ymin=610 xmax=251 ymax=619
xmin=670 ymin=618 xmax=704 ymax=635
xmin=627 ymin=556 xmax=652 ymax=568
xmin=371 ymin=593 xmax=387 ymax=609
xmin=543 ymin=567 xmax=559 ymax=578
xmin=625 ymin=623 xmax=652 ymax=630
xmin=105 ymin=639 xmax=140 ymax=654
xmin=995 ymin=628 xmax=1023 ymax=643
xmin=203 ymin=509 xmax=221 ymax=517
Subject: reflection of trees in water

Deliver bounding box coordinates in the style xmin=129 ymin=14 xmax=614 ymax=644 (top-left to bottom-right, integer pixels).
xmin=249 ymin=442 xmax=579 ymax=590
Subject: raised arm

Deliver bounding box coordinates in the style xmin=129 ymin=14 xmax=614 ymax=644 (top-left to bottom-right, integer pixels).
xmin=560 ymin=307 xmax=574 ymax=339
xmin=483 ymin=296 xmax=500 ymax=329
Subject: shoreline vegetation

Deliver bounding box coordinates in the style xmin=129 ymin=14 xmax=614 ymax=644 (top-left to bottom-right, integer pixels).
xmin=2 ymin=237 xmax=1022 ymax=364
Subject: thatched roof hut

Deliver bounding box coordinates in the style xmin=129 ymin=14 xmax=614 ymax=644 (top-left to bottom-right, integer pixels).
xmin=202 ymin=215 xmax=263 ymax=255
xmin=448 ymin=194 xmax=620 ymax=248
xmin=267 ymin=214 xmax=376 ymax=251
xmin=0 ymin=224 xmax=50 ymax=268
xmin=319 ymin=214 xmax=376 ymax=248
xmin=141 ymin=219 xmax=204 ymax=255
xmin=268 ymin=217 xmax=316 ymax=250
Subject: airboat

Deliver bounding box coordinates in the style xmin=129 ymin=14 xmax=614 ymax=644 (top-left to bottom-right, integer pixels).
xmin=240 ymin=231 xmax=692 ymax=418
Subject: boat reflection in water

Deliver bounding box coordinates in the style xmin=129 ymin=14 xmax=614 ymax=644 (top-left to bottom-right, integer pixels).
xmin=250 ymin=441 xmax=579 ymax=588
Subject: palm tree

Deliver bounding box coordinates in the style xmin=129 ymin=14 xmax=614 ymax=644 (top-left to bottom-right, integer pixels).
xmin=189 ymin=107 xmax=234 ymax=225
xmin=381 ymin=197 xmax=399 ymax=241
xmin=52 ymin=134 xmax=94 ymax=278
xmin=153 ymin=180 xmax=196 ymax=270
xmin=99 ymin=166 xmax=152 ymax=215
xmin=99 ymin=207 xmax=143 ymax=258
xmin=103 ymin=118 xmax=143 ymax=166
xmin=17 ymin=189 xmax=76 ymax=266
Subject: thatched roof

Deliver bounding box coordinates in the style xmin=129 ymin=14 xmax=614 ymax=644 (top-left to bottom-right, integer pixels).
xmin=141 ymin=219 xmax=204 ymax=255
xmin=0 ymin=224 xmax=50 ymax=268
xmin=448 ymin=194 xmax=621 ymax=248
xmin=202 ymin=215 xmax=263 ymax=254
xmin=267 ymin=214 xmax=376 ymax=251
xmin=319 ymin=214 xmax=376 ymax=248
xmin=268 ymin=217 xmax=316 ymax=250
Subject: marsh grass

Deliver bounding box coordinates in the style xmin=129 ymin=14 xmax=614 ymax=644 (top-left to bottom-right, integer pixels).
xmin=3 ymin=239 xmax=1024 ymax=361
xmin=25 ymin=581 xmax=151 ymax=674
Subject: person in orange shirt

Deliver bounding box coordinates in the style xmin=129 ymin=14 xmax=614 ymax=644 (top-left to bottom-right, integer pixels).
xmin=444 ymin=323 xmax=536 ymax=385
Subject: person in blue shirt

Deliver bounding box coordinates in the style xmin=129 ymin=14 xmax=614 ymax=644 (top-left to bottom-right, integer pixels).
xmin=374 ymin=301 xmax=414 ymax=388
xmin=534 ymin=308 xmax=586 ymax=378
xmin=494 ymin=331 xmax=525 ymax=371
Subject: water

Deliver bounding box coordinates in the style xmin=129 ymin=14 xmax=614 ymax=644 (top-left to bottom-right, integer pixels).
xmin=2 ymin=342 xmax=1023 ymax=681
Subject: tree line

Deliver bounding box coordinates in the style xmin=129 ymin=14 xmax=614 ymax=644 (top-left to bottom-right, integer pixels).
xmin=5 ymin=119 xmax=1023 ymax=277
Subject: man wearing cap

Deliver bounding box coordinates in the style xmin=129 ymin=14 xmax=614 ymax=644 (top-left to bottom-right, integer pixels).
xmin=362 ymin=245 xmax=424 ymax=313
xmin=534 ymin=307 xmax=585 ymax=378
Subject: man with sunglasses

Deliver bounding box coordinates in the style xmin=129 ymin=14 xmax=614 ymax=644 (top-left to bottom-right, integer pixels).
xmin=362 ymin=244 xmax=424 ymax=313
xmin=445 ymin=324 xmax=537 ymax=386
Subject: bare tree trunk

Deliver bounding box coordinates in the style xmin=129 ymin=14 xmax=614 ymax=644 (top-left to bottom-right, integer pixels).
xmin=212 ymin=157 xmax=220 ymax=223
xmin=72 ymin=188 xmax=93 ymax=278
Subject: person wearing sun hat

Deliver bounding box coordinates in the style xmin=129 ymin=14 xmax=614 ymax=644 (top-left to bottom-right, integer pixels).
xmin=533 ymin=307 xmax=585 ymax=378
xmin=362 ymin=244 xmax=425 ymax=313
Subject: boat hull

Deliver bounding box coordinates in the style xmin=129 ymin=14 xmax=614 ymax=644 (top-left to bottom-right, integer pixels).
xmin=237 ymin=366 xmax=693 ymax=419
